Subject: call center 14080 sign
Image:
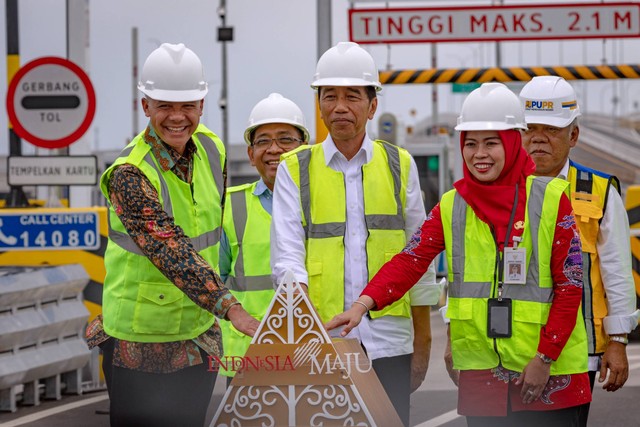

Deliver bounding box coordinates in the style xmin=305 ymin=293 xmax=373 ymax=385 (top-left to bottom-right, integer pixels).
xmin=0 ymin=211 xmax=100 ymax=251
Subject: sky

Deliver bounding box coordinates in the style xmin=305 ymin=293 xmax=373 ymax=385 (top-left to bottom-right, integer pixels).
xmin=1 ymin=0 xmax=639 ymax=157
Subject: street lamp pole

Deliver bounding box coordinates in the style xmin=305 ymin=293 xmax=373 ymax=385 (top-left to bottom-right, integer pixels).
xmin=217 ymin=0 xmax=232 ymax=149
xmin=5 ymin=0 xmax=28 ymax=207
xmin=494 ymin=0 xmax=503 ymax=68
xmin=316 ymin=0 xmax=332 ymax=144
xmin=132 ymin=27 xmax=138 ymax=139
xmin=431 ymin=43 xmax=438 ymax=133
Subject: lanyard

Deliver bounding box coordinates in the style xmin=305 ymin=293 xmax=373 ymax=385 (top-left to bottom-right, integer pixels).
xmin=496 ymin=183 xmax=519 ymax=300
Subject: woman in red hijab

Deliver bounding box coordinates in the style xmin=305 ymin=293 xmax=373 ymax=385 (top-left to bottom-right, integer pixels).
xmin=326 ymin=83 xmax=591 ymax=427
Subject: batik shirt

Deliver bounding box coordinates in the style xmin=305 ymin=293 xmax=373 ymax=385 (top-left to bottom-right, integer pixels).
xmin=86 ymin=126 xmax=236 ymax=373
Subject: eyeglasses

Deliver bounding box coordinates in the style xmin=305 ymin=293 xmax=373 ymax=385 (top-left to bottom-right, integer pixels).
xmin=252 ymin=136 xmax=301 ymax=150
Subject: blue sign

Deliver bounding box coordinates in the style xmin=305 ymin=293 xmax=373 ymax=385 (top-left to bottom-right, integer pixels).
xmin=0 ymin=211 xmax=100 ymax=251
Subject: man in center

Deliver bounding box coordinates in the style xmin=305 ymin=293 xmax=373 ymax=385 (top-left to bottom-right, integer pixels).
xmin=270 ymin=41 xmax=441 ymax=426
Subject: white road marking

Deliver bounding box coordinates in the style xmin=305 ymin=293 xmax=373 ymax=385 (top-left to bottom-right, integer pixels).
xmin=0 ymin=393 xmax=108 ymax=427
xmin=413 ymin=409 xmax=461 ymax=427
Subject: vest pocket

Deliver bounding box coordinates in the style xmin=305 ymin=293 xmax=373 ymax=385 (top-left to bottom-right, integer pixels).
xmin=448 ymin=299 xmax=483 ymax=351
xmin=307 ymin=260 xmax=323 ymax=276
xmin=307 ymin=260 xmax=323 ymax=310
xmin=553 ymin=326 xmax=589 ymax=374
xmin=512 ymin=301 xmax=548 ymax=357
xmin=571 ymin=197 xmax=602 ymax=254
xmin=132 ymin=282 xmax=184 ymax=334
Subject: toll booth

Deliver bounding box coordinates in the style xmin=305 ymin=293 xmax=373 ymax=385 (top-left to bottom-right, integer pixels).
xmin=405 ymin=136 xmax=452 ymax=213
xmin=378 ymin=112 xmax=405 ymax=148
xmin=404 ymin=135 xmax=454 ymax=279
xmin=376 ymin=112 xmax=454 ymax=211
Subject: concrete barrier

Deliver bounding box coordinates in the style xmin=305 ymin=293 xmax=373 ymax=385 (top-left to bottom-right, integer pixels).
xmin=0 ymin=264 xmax=91 ymax=412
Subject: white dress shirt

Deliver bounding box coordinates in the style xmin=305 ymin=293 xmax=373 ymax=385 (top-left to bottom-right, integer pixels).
xmin=559 ymin=160 xmax=640 ymax=370
xmin=271 ymin=134 xmax=441 ymax=360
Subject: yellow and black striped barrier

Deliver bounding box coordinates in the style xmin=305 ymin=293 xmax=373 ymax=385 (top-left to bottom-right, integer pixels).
xmin=626 ymin=186 xmax=640 ymax=306
xmin=379 ymin=64 xmax=640 ymax=85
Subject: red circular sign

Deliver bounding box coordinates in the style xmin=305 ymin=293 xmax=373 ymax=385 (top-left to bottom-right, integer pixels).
xmin=6 ymin=57 xmax=96 ymax=149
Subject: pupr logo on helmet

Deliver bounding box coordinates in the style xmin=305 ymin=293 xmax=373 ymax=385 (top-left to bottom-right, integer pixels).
xmin=525 ymin=100 xmax=554 ymax=112
xmin=519 ymin=76 xmax=581 ymax=128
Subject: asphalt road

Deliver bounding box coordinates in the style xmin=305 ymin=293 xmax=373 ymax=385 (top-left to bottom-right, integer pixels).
xmin=1 ymin=311 xmax=639 ymax=427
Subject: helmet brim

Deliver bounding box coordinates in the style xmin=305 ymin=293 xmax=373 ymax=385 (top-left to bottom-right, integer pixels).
xmin=311 ymin=77 xmax=382 ymax=91
xmin=243 ymin=121 xmax=310 ymax=146
xmin=455 ymin=121 xmax=527 ymax=131
xmin=523 ymin=114 xmax=578 ymax=128
xmin=138 ymin=86 xmax=208 ymax=102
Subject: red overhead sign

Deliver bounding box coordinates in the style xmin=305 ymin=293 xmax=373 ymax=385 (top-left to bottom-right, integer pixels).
xmin=349 ymin=3 xmax=640 ymax=44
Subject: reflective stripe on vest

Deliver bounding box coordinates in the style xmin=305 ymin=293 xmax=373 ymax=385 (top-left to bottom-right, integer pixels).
xmin=297 ymin=142 xmax=405 ymax=239
xmin=448 ymin=177 xmax=552 ymax=304
xmin=219 ymin=182 xmax=275 ymax=377
xmin=225 ymin=187 xmax=272 ymax=292
xmin=107 ymin=133 xmax=223 ymax=255
xmin=100 ymin=126 xmax=225 ymax=342
xmin=443 ymin=175 xmax=587 ymax=374
xmin=568 ymin=160 xmax=620 ymax=354
xmin=286 ymin=140 xmax=411 ymax=323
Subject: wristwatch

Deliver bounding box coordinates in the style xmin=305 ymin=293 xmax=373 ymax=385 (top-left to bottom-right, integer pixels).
xmin=536 ymin=351 xmax=553 ymax=364
xmin=609 ymin=335 xmax=629 ymax=345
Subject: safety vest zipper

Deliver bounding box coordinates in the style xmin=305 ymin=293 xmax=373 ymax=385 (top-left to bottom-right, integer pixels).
xmin=190 ymin=182 xmax=198 ymax=206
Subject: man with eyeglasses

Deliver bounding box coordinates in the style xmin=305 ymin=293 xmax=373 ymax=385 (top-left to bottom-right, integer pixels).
xmin=218 ymin=93 xmax=309 ymax=383
xmin=270 ymin=42 xmax=441 ymax=426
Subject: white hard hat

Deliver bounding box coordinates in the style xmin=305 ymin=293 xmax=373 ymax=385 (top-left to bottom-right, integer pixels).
xmin=311 ymin=42 xmax=382 ymax=91
xmin=243 ymin=93 xmax=310 ymax=145
xmin=519 ymin=76 xmax=581 ymax=128
xmin=138 ymin=43 xmax=208 ymax=102
xmin=455 ymin=82 xmax=527 ymax=131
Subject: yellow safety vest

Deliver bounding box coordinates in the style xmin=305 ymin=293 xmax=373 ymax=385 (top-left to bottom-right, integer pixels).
xmin=282 ymin=140 xmax=412 ymax=324
xmin=101 ymin=125 xmax=226 ymax=342
xmin=219 ymin=182 xmax=274 ymax=377
xmin=568 ymin=160 xmax=621 ymax=354
xmin=442 ymin=176 xmax=588 ymax=374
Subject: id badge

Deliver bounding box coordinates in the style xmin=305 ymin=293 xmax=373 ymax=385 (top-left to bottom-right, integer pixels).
xmin=504 ymin=247 xmax=526 ymax=284
xmin=487 ymin=298 xmax=512 ymax=338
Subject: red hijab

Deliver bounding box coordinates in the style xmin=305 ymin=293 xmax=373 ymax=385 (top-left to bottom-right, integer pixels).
xmin=453 ymin=129 xmax=537 ymax=249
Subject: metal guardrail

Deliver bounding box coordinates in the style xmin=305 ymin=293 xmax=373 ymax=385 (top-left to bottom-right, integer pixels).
xmin=0 ymin=264 xmax=91 ymax=412
xmin=580 ymin=126 xmax=640 ymax=170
